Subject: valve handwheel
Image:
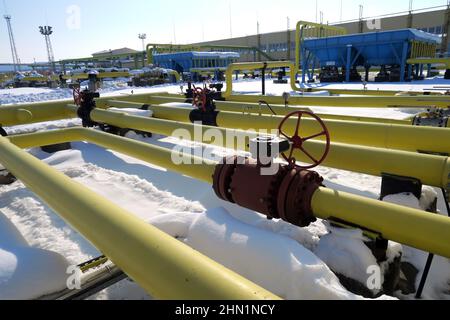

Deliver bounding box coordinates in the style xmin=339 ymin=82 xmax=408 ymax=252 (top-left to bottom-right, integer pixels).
xmin=278 ymin=111 xmax=331 ymax=169
xmin=73 ymin=87 xmax=82 ymax=106
xmin=192 ymin=86 xmax=207 ymax=112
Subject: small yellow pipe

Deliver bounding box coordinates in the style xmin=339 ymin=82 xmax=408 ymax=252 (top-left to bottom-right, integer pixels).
xmin=312 ymin=188 xmax=450 ymax=259
xmin=227 ymin=93 xmax=450 ymax=109
xmin=223 ymin=61 xmax=300 ymax=98
xmin=6 ymin=128 xmax=450 ymax=259
xmin=60 ymin=106 xmax=450 ymax=191
xmin=108 ymin=97 xmax=411 ymax=125
xmin=0 ymin=131 xmax=279 ymax=300
xmin=128 ymin=104 xmax=450 ymax=155
xmin=295 ymin=21 xmax=347 ymax=72
xmin=407 ymin=58 xmax=450 ymax=68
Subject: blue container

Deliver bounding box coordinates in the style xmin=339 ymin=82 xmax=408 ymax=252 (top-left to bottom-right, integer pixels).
xmin=302 ymin=29 xmax=440 ymax=68
xmin=153 ymin=51 xmax=240 ymax=74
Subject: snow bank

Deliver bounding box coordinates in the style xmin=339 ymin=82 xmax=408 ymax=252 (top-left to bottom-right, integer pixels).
xmin=152 ymin=208 xmax=368 ymax=300
xmin=0 ymin=211 xmax=70 ymax=300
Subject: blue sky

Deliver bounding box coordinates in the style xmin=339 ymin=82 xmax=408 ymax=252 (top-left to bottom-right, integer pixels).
xmin=0 ymin=0 xmax=448 ymax=63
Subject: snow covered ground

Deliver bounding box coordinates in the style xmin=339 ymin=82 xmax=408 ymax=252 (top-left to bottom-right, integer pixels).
xmin=0 ymin=77 xmax=449 ymax=300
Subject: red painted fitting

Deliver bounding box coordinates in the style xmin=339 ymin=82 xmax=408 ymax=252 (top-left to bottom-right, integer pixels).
xmin=212 ymin=156 xmax=324 ymax=227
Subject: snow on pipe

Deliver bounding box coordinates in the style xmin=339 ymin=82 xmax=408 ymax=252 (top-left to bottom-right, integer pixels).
xmin=0 ymin=91 xmax=175 ymax=126
xmin=5 ymin=127 xmax=450 ymax=259
xmin=104 ymin=102 xmax=450 ymax=157
xmin=62 ymin=104 xmax=450 ymax=194
xmin=0 ymin=133 xmax=279 ymax=300
xmin=116 ymin=96 xmax=413 ymax=125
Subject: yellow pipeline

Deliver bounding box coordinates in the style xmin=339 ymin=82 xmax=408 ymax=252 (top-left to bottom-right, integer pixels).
xmin=226 ymin=93 xmax=450 ymax=108
xmin=295 ymin=21 xmax=347 ymax=72
xmin=407 ymin=58 xmax=450 ymax=68
xmin=63 ymin=72 xmax=132 ymax=81
xmin=110 ymin=103 xmax=450 ymax=155
xmin=64 ymin=106 xmax=450 ymax=192
xmin=223 ymin=61 xmax=299 ymax=98
xmin=0 ymin=103 xmax=70 ymax=127
xmin=107 ymin=97 xmax=411 ymax=125
xmin=0 ymin=92 xmax=174 ymax=126
xmin=6 ymin=128 xmax=450 ymax=259
xmin=303 ymin=88 xmax=444 ymax=96
xmin=223 ymin=62 xmax=450 ymax=107
xmin=0 ymin=131 xmax=279 ymax=300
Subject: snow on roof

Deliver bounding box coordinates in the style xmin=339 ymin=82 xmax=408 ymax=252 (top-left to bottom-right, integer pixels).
xmin=92 ymin=47 xmax=140 ymax=56
xmin=190 ymin=51 xmax=240 ymax=58
xmin=154 ymin=51 xmax=240 ymax=59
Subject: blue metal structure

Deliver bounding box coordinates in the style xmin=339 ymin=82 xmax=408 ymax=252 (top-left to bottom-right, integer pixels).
xmin=301 ymin=29 xmax=440 ymax=83
xmin=153 ymin=51 xmax=240 ymax=80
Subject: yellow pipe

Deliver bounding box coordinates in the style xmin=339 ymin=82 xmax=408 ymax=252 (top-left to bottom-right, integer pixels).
xmin=223 ymin=61 xmax=450 ymax=106
xmin=226 ymin=93 xmax=450 ymax=108
xmin=216 ymin=111 xmax=450 ymax=155
xmin=6 ymin=128 xmax=450 ymax=259
xmin=0 ymin=130 xmax=278 ymax=300
xmin=61 ymin=106 xmax=450 ymax=192
xmin=0 ymin=103 xmax=71 ymax=127
xmin=295 ymin=21 xmax=347 ymax=72
xmin=118 ymin=103 xmax=450 ymax=156
xmin=107 ymin=97 xmax=410 ymax=125
xmin=223 ymin=61 xmax=300 ymax=98
xmin=311 ymin=188 xmax=450 ymax=259
xmin=407 ymin=58 xmax=450 ymax=68
xmin=0 ymin=92 xmax=173 ymax=126
xmin=108 ymin=97 xmax=412 ymax=125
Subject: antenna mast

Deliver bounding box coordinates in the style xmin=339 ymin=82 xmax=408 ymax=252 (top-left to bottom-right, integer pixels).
xmin=3 ymin=13 xmax=21 ymax=72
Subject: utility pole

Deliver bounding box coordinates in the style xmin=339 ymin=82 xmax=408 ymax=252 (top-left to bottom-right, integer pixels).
xmin=287 ymin=17 xmax=291 ymax=61
xmin=3 ymin=14 xmax=21 ymax=72
xmin=257 ymin=20 xmax=261 ymax=61
xmin=340 ymin=0 xmax=343 ymax=22
xmin=229 ymin=0 xmax=233 ymax=38
xmin=39 ymin=25 xmax=56 ymax=73
xmin=358 ymin=5 xmax=364 ymax=33
xmin=315 ymin=0 xmax=318 ymax=23
xmin=442 ymin=0 xmax=450 ymax=54
xmin=407 ymin=0 xmax=413 ymax=28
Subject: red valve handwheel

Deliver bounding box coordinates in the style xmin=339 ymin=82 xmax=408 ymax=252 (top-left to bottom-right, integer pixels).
xmin=73 ymin=87 xmax=82 ymax=106
xmin=278 ymin=111 xmax=331 ymax=169
xmin=192 ymin=86 xmax=207 ymax=112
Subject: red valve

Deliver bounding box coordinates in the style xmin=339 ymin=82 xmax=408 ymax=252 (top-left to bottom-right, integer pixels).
xmin=278 ymin=111 xmax=331 ymax=169
xmin=192 ymin=85 xmax=207 ymax=112
xmin=73 ymin=87 xmax=82 ymax=106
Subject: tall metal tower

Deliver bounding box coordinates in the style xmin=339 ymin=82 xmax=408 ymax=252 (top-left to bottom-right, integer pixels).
xmin=39 ymin=25 xmax=55 ymax=72
xmin=4 ymin=15 xmax=21 ymax=72
xmin=138 ymin=33 xmax=147 ymax=52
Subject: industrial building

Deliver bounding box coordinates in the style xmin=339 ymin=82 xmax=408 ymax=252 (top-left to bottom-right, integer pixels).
xmin=196 ymin=6 xmax=450 ymax=62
